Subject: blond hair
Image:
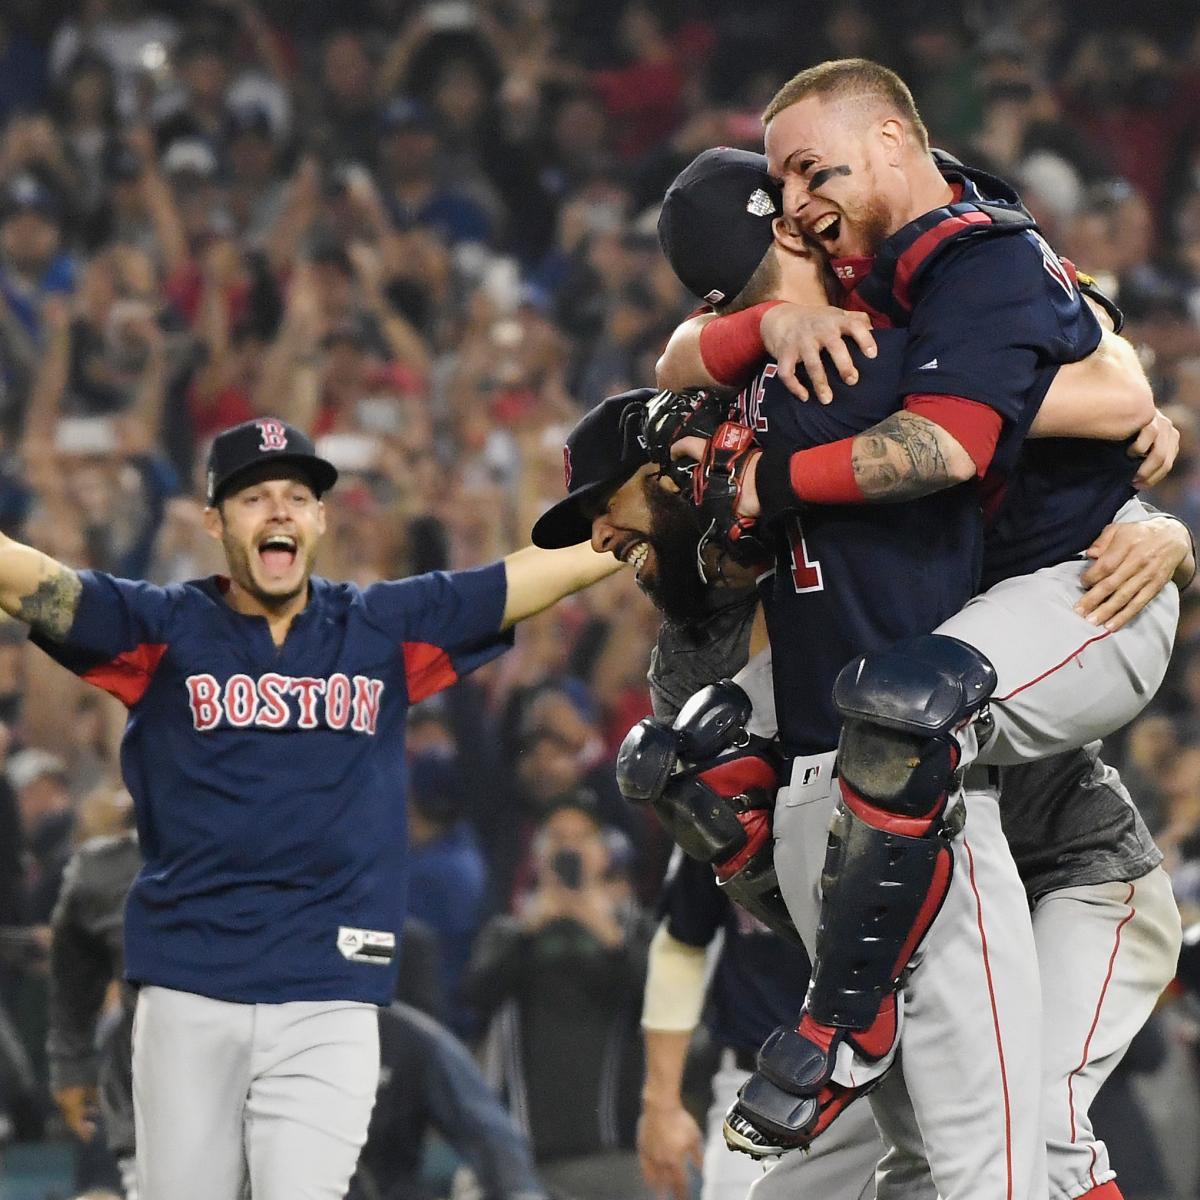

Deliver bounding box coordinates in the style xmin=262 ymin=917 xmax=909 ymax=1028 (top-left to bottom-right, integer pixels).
xmin=762 ymin=58 xmax=929 ymax=151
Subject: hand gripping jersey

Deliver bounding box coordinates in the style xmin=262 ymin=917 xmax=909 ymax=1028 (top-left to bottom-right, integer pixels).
xmin=34 ymin=565 xmax=513 ymax=1005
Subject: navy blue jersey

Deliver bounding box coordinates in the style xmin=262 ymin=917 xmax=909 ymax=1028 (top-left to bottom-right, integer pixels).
xmin=34 ymin=566 xmax=512 ymax=1005
xmin=846 ymin=161 xmax=1133 ymax=584
xmin=662 ymin=855 xmax=809 ymax=1054
xmin=737 ymin=332 xmax=983 ymax=755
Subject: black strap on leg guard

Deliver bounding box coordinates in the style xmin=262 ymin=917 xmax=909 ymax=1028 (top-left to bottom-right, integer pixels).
xmin=805 ymin=635 xmax=997 ymax=1030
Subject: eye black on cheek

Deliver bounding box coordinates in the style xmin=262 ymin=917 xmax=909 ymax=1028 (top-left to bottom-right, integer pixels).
xmin=809 ymin=164 xmax=853 ymax=191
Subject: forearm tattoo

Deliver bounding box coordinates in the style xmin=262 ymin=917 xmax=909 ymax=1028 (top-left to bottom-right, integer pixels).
xmin=850 ymin=412 xmax=954 ymax=500
xmin=17 ymin=564 xmax=82 ymax=643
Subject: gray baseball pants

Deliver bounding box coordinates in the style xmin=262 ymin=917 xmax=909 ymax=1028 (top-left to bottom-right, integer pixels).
xmin=132 ymin=985 xmax=379 ymax=1199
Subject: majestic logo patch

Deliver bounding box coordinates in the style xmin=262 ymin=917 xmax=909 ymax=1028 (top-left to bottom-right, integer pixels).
xmin=337 ymin=926 xmax=395 ymax=965
xmin=746 ymin=188 xmax=776 ymax=217
xmin=256 ymin=418 xmax=288 ymax=452
xmin=704 ymin=288 xmax=726 ymax=304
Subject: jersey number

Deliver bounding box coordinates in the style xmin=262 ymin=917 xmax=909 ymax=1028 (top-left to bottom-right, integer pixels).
xmin=787 ymin=516 xmax=824 ymax=593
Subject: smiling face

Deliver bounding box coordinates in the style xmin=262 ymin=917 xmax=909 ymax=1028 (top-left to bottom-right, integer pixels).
xmin=204 ymin=467 xmax=327 ymax=612
xmin=764 ymin=95 xmax=903 ymax=260
xmin=588 ymin=464 xmax=712 ymax=625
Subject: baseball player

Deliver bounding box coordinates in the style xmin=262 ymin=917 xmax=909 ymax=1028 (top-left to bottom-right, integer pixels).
xmin=536 ymin=394 xmax=1184 ymax=1200
xmin=7 ymin=416 xmax=621 ymax=1200
xmin=648 ymin=79 xmax=1181 ymax=1192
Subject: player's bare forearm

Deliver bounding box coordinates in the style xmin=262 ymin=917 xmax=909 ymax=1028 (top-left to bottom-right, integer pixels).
xmin=1033 ymin=331 xmax=1153 ymax=440
xmin=639 ymin=1029 xmax=703 ymax=1200
xmin=656 ymin=313 xmax=719 ymax=390
xmin=500 ymin=542 xmax=624 ymax=628
xmin=0 ymin=534 xmax=81 ymax=642
xmin=850 ymin=412 xmax=975 ymax=500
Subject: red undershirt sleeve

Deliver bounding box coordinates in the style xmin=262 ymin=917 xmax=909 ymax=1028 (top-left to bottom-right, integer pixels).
xmin=754 ymin=394 xmax=1003 ymax=513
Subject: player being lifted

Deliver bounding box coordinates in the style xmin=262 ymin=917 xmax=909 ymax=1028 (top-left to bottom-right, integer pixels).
xmin=6 ymin=417 xmax=621 ymax=1200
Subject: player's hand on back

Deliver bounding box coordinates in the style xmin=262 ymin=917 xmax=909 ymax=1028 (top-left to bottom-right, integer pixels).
xmin=760 ymin=303 xmax=876 ymax=404
xmin=1129 ymin=408 xmax=1179 ymax=489
xmin=1076 ymin=515 xmax=1193 ymax=631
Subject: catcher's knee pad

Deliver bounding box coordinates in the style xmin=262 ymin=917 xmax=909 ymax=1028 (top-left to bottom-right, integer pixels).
xmin=832 ymin=633 xmax=996 ymax=827
xmin=805 ymin=636 xmax=997 ymax=1029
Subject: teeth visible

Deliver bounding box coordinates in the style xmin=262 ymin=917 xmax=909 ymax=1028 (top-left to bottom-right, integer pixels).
xmin=627 ymin=543 xmax=649 ymax=572
xmin=813 ymin=213 xmax=838 ymax=235
xmin=261 ymin=535 xmax=297 ymax=551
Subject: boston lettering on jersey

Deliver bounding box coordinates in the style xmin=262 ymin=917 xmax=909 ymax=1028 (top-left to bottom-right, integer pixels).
xmin=185 ymin=671 xmax=385 ymax=732
xmin=32 ymin=564 xmax=512 ymax=1008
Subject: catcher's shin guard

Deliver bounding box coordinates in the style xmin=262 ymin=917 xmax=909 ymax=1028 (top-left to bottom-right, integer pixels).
xmin=808 ymin=634 xmax=997 ymax=1029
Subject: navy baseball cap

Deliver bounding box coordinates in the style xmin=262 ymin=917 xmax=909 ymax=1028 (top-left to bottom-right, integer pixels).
xmin=658 ymin=148 xmax=782 ymax=306
xmin=206 ymin=417 xmax=339 ymax=506
xmin=531 ymin=389 xmax=656 ymax=549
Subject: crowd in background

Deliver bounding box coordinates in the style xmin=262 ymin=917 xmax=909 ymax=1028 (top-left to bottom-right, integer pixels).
xmin=1 ymin=1 xmax=1200 ymax=1197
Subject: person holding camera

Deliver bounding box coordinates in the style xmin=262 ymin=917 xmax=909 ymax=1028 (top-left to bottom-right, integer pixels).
xmin=466 ymin=797 xmax=654 ymax=1200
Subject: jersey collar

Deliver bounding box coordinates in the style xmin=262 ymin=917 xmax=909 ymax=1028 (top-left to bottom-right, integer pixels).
xmin=841 ymin=166 xmax=1036 ymax=327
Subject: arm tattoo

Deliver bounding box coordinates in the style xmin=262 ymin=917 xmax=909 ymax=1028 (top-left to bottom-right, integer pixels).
xmin=850 ymin=412 xmax=955 ymax=501
xmin=17 ymin=564 xmax=82 ymax=643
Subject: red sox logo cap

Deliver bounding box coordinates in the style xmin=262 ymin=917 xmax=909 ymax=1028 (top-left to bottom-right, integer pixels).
xmin=206 ymin=416 xmax=339 ymax=506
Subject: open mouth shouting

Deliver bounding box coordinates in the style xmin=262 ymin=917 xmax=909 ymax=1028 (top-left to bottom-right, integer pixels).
xmin=810 ymin=211 xmax=842 ymax=246
xmin=257 ymin=532 xmax=299 ymax=581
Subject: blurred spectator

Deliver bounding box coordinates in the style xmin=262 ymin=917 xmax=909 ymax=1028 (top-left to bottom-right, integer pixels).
xmin=11 ymin=748 xmax=74 ymax=926
xmin=48 ymin=806 xmax=138 ymax=1197
xmin=48 ymin=1 xmax=180 ymax=119
xmin=348 ymin=1002 xmax=549 ymax=1200
xmin=0 ymin=15 xmax=49 ymax=127
xmin=406 ymin=746 xmax=488 ymax=1037
xmin=468 ymin=798 xmax=652 ymax=1199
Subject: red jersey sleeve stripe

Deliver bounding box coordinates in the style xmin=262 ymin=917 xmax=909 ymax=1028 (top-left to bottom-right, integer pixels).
xmin=402 ymin=641 xmax=459 ymax=704
xmin=903 ymin=393 xmax=1003 ymax=477
xmin=893 ymin=211 xmax=991 ymax=310
xmin=81 ymin=643 xmax=168 ymax=708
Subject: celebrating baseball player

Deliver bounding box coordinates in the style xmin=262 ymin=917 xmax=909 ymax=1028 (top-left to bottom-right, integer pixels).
xmin=638 ymin=77 xmax=1183 ymax=1194
xmin=537 ymin=392 xmax=1184 ymax=1200
xmin=5 ymin=416 xmax=620 ymax=1199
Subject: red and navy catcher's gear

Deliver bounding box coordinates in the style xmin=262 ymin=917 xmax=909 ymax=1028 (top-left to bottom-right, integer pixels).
xmin=616 ymin=681 xmax=796 ymax=944
xmin=726 ymin=635 xmax=997 ymax=1155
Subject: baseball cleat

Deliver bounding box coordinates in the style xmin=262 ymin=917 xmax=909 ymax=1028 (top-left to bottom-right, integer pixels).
xmin=721 ymin=1109 xmax=794 ymax=1159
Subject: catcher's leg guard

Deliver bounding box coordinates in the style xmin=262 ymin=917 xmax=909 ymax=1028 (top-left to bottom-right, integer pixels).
xmin=728 ymin=636 xmax=997 ymax=1155
xmin=811 ymin=634 xmax=997 ymax=1029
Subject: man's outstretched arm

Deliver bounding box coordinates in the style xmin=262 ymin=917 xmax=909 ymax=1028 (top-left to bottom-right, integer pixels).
xmin=0 ymin=535 xmax=81 ymax=643
xmin=501 ymin=542 xmax=624 ymax=629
